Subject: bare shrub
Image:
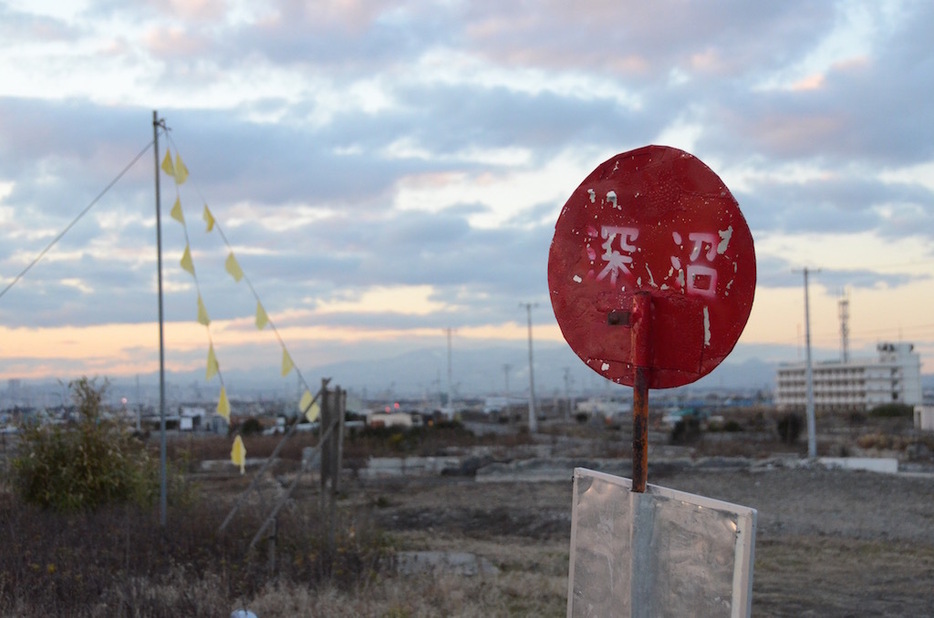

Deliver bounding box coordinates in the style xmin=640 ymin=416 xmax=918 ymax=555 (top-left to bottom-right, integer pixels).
xmin=11 ymin=378 xmax=165 ymax=512
xmin=856 ymin=432 xmax=911 ymax=452
xmin=343 ymin=421 xmax=534 ymax=460
xmin=670 ymin=416 xmax=702 ymax=445
xmin=868 ymin=403 xmax=914 ymax=419
xmin=777 ymin=413 xmax=803 ymax=445
xmin=239 ymin=417 xmax=265 ymax=436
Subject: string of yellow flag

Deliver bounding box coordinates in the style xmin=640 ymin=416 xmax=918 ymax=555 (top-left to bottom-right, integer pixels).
xmin=160 ymin=142 xmax=320 ymax=473
xmin=164 ymin=139 xmax=318 ymax=421
xmin=161 ymin=149 xmax=232 ymax=424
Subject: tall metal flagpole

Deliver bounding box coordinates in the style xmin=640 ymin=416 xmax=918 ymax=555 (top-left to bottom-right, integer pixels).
xmin=153 ymin=110 xmax=168 ymax=526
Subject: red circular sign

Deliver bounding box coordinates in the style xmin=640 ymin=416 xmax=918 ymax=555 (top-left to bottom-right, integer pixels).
xmin=548 ymin=145 xmax=756 ymax=388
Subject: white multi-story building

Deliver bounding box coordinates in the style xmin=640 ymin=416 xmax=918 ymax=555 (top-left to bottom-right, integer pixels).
xmin=776 ymin=342 xmax=922 ymax=413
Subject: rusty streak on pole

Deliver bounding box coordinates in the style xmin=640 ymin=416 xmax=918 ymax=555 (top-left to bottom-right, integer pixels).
xmin=630 ymin=292 xmax=651 ymax=493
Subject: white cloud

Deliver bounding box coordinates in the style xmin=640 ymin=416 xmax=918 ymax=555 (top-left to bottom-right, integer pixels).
xmin=393 ymin=146 xmax=612 ymax=228
xmin=314 ymin=285 xmax=450 ymax=316
xmin=880 ymin=160 xmax=934 ymax=193
xmin=411 ymin=47 xmax=642 ymax=109
xmin=6 ymin=0 xmax=90 ymax=21
xmin=654 ymin=117 xmax=704 ymax=155
xmin=752 ymin=3 xmax=894 ymax=92
xmin=755 ymin=231 xmax=931 ymax=274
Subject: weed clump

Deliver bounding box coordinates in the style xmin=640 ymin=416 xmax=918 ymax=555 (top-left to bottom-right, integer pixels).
xmin=670 ymin=416 xmax=702 ymax=445
xmin=12 ymin=377 xmax=162 ymax=512
xmin=868 ymin=403 xmax=913 ymax=419
xmin=776 ymin=413 xmax=803 ymax=445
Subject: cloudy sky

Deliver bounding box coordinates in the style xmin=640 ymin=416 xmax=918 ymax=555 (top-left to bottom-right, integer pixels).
xmin=1 ymin=0 xmax=933 ymax=391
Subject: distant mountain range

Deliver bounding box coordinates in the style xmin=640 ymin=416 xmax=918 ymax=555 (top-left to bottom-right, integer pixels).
xmin=196 ymin=341 xmax=933 ymax=402
xmin=309 ymin=343 xmax=782 ymax=400
xmin=6 ymin=342 xmax=931 ymax=409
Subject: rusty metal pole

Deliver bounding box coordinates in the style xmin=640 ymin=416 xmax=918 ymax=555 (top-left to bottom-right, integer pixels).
xmin=631 ymin=292 xmax=652 ymax=493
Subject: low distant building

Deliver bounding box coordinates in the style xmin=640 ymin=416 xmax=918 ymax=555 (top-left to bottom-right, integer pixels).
xmin=365 ymin=410 xmax=419 ymax=429
xmin=179 ymin=406 xmax=207 ymax=431
xmin=776 ymin=342 xmax=922 ymax=413
xmin=575 ymin=397 xmax=630 ymax=428
xmin=205 ymin=412 xmax=229 ymax=434
xmin=915 ymin=405 xmax=934 ymax=432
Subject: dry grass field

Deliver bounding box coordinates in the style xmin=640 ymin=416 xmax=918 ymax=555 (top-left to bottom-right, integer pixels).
xmin=2 ymin=408 xmax=933 ymax=617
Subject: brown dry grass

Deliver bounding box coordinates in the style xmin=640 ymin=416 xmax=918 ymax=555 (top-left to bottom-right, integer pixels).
xmin=752 ymin=536 xmax=934 ymax=617
xmin=167 ymin=421 xmax=538 ymax=467
xmin=0 ymin=484 xmax=390 ymax=617
xmin=243 ymin=570 xmax=566 ymax=617
xmin=0 ymin=479 xmax=569 ymax=617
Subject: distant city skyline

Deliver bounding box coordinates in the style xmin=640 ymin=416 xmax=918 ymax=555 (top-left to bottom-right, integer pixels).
xmin=5 ymin=336 xmax=930 ymax=415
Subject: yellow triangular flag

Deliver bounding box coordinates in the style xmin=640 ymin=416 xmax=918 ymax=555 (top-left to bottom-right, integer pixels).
xmin=170 ymin=197 xmax=184 ymax=224
xmin=180 ymin=245 xmax=194 ymax=275
xmin=225 ymin=252 xmax=244 ymax=282
xmin=217 ymin=386 xmax=230 ymax=421
xmin=206 ymin=344 xmax=219 ymax=380
xmin=161 ymin=150 xmax=175 ymax=178
xmin=299 ymin=390 xmax=319 ymax=422
xmin=203 ymin=204 xmax=215 ymax=232
xmin=174 ymin=153 xmax=189 ymax=185
xmin=197 ymin=294 xmax=210 ymax=326
xmin=255 ymin=301 xmax=269 ymax=330
xmin=281 ymin=348 xmax=294 ymax=377
xmin=231 ymin=435 xmax=246 ymax=474
xmin=305 ymin=400 xmax=320 ymax=423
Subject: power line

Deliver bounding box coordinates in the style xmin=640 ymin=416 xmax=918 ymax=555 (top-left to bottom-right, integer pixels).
xmin=0 ymin=139 xmax=155 ymax=302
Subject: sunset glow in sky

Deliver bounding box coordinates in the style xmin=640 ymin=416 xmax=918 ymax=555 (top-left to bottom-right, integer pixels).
xmin=1 ymin=1 xmax=933 ymax=387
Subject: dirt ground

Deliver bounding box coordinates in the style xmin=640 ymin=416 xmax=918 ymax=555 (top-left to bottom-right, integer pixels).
xmin=350 ymin=459 xmax=934 ymax=617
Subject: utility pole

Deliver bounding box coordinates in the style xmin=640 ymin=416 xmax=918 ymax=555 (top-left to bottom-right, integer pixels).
xmin=135 ymin=374 xmax=141 ymax=432
xmin=838 ymin=292 xmax=850 ymax=363
xmin=520 ymin=303 xmax=538 ymax=433
xmin=502 ymin=363 xmax=512 ymax=423
xmin=443 ymin=327 xmax=455 ymax=407
xmin=563 ymin=367 xmax=573 ymax=421
xmin=153 ymin=110 xmax=168 ymax=527
xmin=797 ymin=267 xmax=820 ymax=459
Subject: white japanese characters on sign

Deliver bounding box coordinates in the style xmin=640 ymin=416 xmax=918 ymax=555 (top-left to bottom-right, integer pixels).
xmin=597 ymin=226 xmax=639 ymax=284
xmin=590 ymin=223 xmax=735 ymax=299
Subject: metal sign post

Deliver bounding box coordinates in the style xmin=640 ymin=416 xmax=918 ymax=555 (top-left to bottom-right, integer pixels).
xmin=630 ymin=292 xmax=651 ymax=492
xmin=549 ymin=145 xmax=758 ymax=614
